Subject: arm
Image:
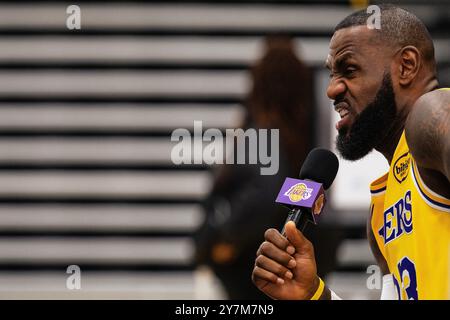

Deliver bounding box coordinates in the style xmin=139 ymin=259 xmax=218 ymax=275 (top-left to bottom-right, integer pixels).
xmin=252 ymin=200 xmax=397 ymax=300
xmin=252 ymin=221 xmax=335 ymax=300
xmin=405 ymin=89 xmax=450 ymax=187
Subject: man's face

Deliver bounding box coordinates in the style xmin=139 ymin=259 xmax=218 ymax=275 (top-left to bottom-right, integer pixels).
xmin=325 ymin=26 xmax=398 ymax=160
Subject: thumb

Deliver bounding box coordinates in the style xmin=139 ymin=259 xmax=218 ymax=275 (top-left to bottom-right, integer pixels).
xmin=284 ymin=221 xmax=313 ymax=255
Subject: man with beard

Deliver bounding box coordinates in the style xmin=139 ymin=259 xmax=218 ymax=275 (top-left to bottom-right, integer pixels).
xmin=251 ymin=5 xmax=450 ymax=300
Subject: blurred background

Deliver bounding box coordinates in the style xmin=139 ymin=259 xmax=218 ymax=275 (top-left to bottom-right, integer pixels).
xmin=0 ymin=0 xmax=448 ymax=299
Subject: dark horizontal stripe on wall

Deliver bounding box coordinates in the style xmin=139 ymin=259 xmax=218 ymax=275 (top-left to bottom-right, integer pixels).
xmin=333 ymin=265 xmax=373 ymax=273
xmin=338 ymin=226 xmax=367 ymax=240
xmin=0 ymin=130 xmax=231 ymax=137
xmin=0 ymin=97 xmax=242 ymax=104
xmin=0 ymin=164 xmax=210 ymax=171
xmin=0 ymin=100 xmax=239 ymax=107
xmin=0 ymin=264 xmax=196 ymax=272
xmin=0 ymin=199 xmax=203 ymax=205
xmin=0 ymin=231 xmax=197 ymax=237
xmin=0 ymin=29 xmax=335 ymax=37
xmin=0 ymin=63 xmax=250 ymax=71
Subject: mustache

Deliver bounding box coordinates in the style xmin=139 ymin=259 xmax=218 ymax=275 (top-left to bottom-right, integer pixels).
xmin=333 ymin=97 xmax=352 ymax=114
xmin=333 ymin=96 xmax=350 ymax=107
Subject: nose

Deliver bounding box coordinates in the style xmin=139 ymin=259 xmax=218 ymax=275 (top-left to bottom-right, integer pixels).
xmin=326 ymin=77 xmax=346 ymax=101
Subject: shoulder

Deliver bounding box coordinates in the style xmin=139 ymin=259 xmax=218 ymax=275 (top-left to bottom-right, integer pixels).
xmin=405 ymin=89 xmax=450 ymax=171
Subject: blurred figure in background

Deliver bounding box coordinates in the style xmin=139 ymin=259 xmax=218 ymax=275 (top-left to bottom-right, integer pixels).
xmin=194 ymin=36 xmax=340 ymax=299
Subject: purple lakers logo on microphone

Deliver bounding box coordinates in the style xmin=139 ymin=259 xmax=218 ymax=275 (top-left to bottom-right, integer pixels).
xmin=276 ymin=177 xmax=327 ymax=224
xmin=284 ymin=183 xmax=313 ymax=202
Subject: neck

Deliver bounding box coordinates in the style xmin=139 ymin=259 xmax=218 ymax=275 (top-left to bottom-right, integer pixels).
xmin=375 ymin=112 xmax=406 ymax=164
xmin=375 ymin=77 xmax=439 ymax=164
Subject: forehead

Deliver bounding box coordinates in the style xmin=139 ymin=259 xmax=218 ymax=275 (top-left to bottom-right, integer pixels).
xmin=327 ymin=26 xmax=379 ymax=65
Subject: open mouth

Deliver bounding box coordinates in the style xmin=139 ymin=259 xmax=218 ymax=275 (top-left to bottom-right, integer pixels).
xmin=334 ymin=102 xmax=353 ymax=131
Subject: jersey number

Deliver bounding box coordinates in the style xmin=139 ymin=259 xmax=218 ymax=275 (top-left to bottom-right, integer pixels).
xmin=393 ymin=256 xmax=418 ymax=300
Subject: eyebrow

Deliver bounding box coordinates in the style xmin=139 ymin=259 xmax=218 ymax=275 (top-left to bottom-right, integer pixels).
xmin=325 ymin=52 xmax=355 ymax=71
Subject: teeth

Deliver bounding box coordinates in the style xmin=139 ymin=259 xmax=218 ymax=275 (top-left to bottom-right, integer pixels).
xmin=338 ymin=109 xmax=349 ymax=119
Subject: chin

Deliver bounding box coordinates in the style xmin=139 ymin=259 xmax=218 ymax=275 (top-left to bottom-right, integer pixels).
xmin=337 ymin=127 xmax=349 ymax=138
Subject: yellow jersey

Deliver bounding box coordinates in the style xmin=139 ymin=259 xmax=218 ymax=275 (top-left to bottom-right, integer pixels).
xmin=370 ymin=129 xmax=450 ymax=300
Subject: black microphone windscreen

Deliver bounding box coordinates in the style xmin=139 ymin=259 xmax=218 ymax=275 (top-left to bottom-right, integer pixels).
xmin=299 ymin=148 xmax=339 ymax=190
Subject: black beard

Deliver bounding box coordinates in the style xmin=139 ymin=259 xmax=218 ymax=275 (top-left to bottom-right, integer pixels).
xmin=336 ymin=72 xmax=397 ymax=161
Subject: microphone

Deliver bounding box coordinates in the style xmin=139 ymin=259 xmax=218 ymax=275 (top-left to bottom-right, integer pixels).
xmin=275 ymin=148 xmax=339 ymax=234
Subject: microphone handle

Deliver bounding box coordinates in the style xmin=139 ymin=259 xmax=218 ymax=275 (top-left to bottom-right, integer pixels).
xmin=281 ymin=207 xmax=310 ymax=236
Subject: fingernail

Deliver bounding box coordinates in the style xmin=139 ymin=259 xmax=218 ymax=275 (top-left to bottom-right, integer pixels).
xmin=277 ymin=278 xmax=285 ymax=285
xmin=286 ymin=246 xmax=295 ymax=255
xmin=288 ymin=259 xmax=296 ymax=268
xmin=285 ymin=271 xmax=293 ymax=279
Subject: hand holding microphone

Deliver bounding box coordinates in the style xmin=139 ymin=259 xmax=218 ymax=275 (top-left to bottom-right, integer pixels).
xmin=252 ymin=148 xmax=339 ymax=300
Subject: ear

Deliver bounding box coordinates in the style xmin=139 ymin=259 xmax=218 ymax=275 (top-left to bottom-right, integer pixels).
xmin=397 ymin=46 xmax=421 ymax=86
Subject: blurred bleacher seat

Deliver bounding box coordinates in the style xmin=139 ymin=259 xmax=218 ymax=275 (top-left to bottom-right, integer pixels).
xmin=0 ymin=0 xmax=448 ymax=300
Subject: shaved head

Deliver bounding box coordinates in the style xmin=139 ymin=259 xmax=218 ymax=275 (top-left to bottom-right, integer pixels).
xmin=335 ymin=4 xmax=435 ymax=69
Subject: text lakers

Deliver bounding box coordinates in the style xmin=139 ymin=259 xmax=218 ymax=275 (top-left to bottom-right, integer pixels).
xmin=378 ymin=190 xmax=413 ymax=244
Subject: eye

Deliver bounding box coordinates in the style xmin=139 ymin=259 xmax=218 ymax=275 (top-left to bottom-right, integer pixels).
xmin=344 ymin=66 xmax=357 ymax=76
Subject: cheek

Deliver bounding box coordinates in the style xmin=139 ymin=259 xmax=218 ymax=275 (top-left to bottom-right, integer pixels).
xmin=347 ymin=79 xmax=380 ymax=113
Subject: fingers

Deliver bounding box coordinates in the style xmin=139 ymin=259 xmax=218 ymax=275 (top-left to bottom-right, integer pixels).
xmin=256 ymin=241 xmax=296 ymax=268
xmin=252 ymin=266 xmax=285 ymax=285
xmin=255 ymin=255 xmax=293 ymax=280
xmin=284 ymin=221 xmax=314 ymax=256
xmin=253 ymin=228 xmax=297 ymax=288
xmin=263 ymin=228 xmax=296 ymax=255
xmin=264 ymin=228 xmax=287 ymax=248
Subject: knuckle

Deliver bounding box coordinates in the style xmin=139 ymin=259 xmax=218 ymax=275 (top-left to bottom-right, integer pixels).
xmin=251 ymin=267 xmax=258 ymax=282
xmin=256 ymin=246 xmax=262 ymax=257
xmin=283 ymin=254 xmax=292 ymax=265
xmin=260 ymin=241 xmax=272 ymax=253
xmin=305 ymin=239 xmax=314 ymax=251
xmin=253 ymin=266 xmax=264 ymax=280
xmin=277 ymin=265 xmax=285 ymax=275
xmin=257 ymin=242 xmax=265 ymax=254
xmin=264 ymin=228 xmax=276 ymax=240
xmin=255 ymin=255 xmax=264 ymax=266
xmin=269 ymin=273 xmax=278 ymax=283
